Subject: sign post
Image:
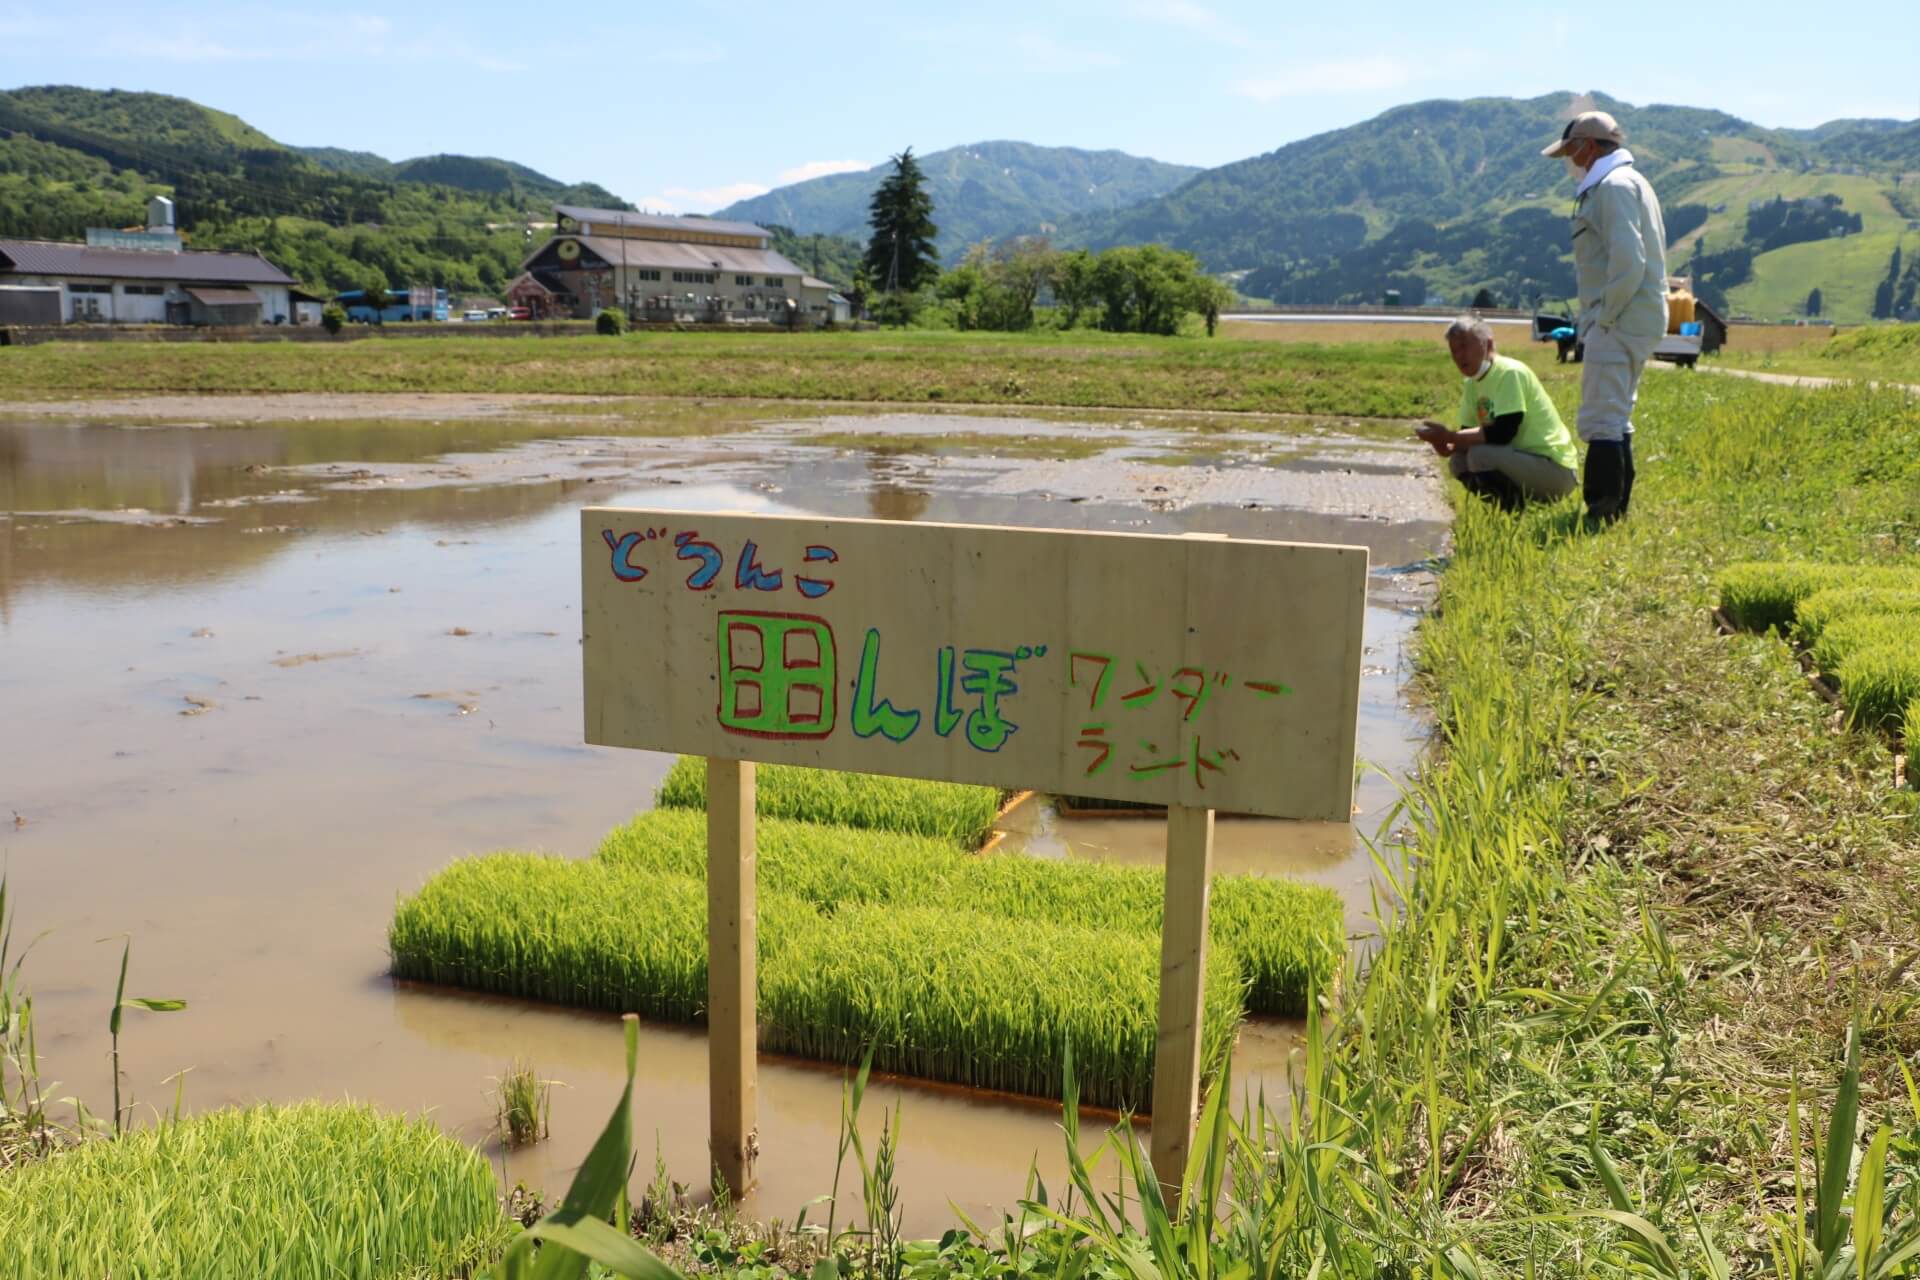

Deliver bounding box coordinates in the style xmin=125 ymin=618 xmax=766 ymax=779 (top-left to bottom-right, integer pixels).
xmin=706 ymin=757 xmax=758 ymax=1192
xmin=582 ymin=510 xmax=1367 ymax=1197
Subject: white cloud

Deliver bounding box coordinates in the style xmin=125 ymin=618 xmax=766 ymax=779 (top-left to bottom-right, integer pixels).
xmin=778 ymin=159 xmax=870 ymax=184
xmin=1011 ymin=30 xmax=1122 ymax=69
xmin=1231 ymin=56 xmax=1414 ymax=102
xmin=636 ymin=182 xmax=772 ymax=214
xmin=107 ymin=31 xmax=274 ymax=61
xmin=1132 ymin=0 xmax=1221 ymax=29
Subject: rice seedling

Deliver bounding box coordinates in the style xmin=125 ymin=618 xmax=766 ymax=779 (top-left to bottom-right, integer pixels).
xmin=495 ymin=1058 xmax=552 ymax=1147
xmin=392 ymin=845 xmax=1246 ymax=1109
xmin=761 ymin=905 xmax=1244 ymax=1110
xmin=1791 ymin=585 xmax=1920 ymax=644
xmin=1718 ymin=561 xmax=1920 ymax=635
xmin=0 ymin=1102 xmax=510 ymax=1279
xmin=597 ymin=809 xmax=1338 ymax=1013
xmin=1808 ymin=612 xmax=1919 ymax=677
xmin=1836 ymin=642 xmax=1920 ymax=730
xmin=1716 ymin=561 xmax=1841 ymax=632
xmin=390 ymin=856 xmax=817 ymax=1019
xmin=653 ymin=756 xmax=1001 ymax=848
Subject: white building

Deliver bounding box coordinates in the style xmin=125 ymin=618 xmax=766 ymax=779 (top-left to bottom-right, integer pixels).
xmin=0 ymin=197 xmax=297 ymax=326
xmin=517 ymin=205 xmax=842 ymax=325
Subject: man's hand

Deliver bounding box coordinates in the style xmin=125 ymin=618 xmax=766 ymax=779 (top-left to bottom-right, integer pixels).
xmin=1414 ymin=420 xmax=1455 ymax=457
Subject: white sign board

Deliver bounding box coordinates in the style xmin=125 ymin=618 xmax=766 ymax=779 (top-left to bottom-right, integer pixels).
xmin=581 ymin=510 xmax=1367 ymax=821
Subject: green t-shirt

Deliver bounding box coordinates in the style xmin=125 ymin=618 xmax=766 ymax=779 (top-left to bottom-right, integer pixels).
xmin=1457 ymin=354 xmax=1579 ymax=472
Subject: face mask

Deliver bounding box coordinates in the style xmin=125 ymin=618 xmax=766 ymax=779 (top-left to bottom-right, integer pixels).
xmin=1565 ymin=156 xmax=1588 ymax=182
xmin=1476 ymin=357 xmax=1493 ymax=379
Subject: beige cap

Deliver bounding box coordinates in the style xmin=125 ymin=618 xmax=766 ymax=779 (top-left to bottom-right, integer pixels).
xmin=1542 ymin=110 xmax=1624 ymax=156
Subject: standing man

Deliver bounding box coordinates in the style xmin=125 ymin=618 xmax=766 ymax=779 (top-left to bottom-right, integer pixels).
xmin=1543 ymin=110 xmax=1668 ymax=523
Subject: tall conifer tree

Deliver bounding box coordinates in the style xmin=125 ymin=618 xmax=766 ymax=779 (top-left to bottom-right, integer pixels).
xmin=865 ymin=149 xmax=939 ymax=295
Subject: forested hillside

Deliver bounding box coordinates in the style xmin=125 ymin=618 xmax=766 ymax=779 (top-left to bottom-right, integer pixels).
xmin=715 ymin=141 xmax=1199 ymax=261
xmin=0 ymin=85 xmax=629 ymax=297
xmin=1062 ymin=91 xmax=1920 ymax=322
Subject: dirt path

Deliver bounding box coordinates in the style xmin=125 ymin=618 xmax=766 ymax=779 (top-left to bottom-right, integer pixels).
xmin=1653 ymin=363 xmax=1920 ymax=395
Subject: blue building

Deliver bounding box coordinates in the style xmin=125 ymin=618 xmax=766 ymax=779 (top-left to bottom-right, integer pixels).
xmin=337 ymin=285 xmax=449 ymax=323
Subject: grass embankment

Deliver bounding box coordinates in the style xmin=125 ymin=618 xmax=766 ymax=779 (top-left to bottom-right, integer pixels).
xmin=1717 ymin=321 xmax=1920 ymax=384
xmin=391 ymin=767 xmax=1341 ymax=1111
xmin=0 ymin=327 xmax=1469 ymax=417
xmin=0 ymin=1104 xmax=507 ymax=1278
xmin=1243 ymin=372 xmax=1920 ymax=1271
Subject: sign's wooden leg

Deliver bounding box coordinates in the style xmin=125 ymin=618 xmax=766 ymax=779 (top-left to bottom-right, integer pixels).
xmin=707 ymin=757 xmax=758 ymax=1195
xmin=1150 ymin=803 xmax=1215 ymax=1198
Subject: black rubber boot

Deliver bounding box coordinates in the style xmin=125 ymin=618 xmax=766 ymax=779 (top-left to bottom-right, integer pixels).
xmin=1476 ymin=471 xmax=1525 ymax=511
xmin=1583 ymin=440 xmax=1628 ymax=525
xmin=1619 ymin=433 xmax=1636 ymax=516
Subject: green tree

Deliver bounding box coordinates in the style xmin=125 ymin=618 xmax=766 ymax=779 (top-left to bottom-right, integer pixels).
xmin=1471 ymin=286 xmax=1496 ymax=309
xmin=1187 ymin=273 xmax=1234 ymax=336
xmin=847 ymin=263 xmax=875 ymax=322
xmin=865 ymin=148 xmax=939 ymax=302
xmin=320 ymin=302 xmax=346 ymax=335
xmin=1873 ymin=246 xmax=1900 ymax=319
xmin=1086 ymin=244 xmax=1220 ymax=335
xmin=1052 ymin=249 xmax=1096 ymax=328
xmin=1806 ymin=286 xmax=1823 ymax=317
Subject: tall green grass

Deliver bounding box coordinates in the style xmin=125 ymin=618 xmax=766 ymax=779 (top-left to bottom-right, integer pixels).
xmin=0 ymin=1103 xmax=508 ymax=1279
xmin=390 ymin=834 xmax=1257 ymax=1108
xmin=595 ymin=809 xmax=1341 ymax=1014
xmin=653 ymin=756 xmax=1001 ymax=848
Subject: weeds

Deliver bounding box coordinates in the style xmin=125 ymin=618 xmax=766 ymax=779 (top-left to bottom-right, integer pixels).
xmin=495 ymin=1059 xmax=553 ymax=1147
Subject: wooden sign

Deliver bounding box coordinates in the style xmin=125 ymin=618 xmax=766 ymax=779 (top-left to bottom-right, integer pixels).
xmin=581 ymin=510 xmax=1368 ymax=822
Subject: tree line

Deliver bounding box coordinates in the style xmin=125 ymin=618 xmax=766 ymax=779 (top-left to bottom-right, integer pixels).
xmin=860 ymin=148 xmax=1233 ymax=334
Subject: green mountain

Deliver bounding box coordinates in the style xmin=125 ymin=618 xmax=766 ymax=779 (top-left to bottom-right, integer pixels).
xmin=713 ymin=141 xmax=1200 ymax=261
xmin=295 ymin=145 xmax=396 ymax=178
xmin=1062 ymin=92 xmax=1920 ymax=323
xmin=0 ymin=84 xmax=635 ymax=298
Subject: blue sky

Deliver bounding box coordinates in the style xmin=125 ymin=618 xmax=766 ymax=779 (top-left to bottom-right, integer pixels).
xmin=3 ymin=1 xmax=1915 ymax=214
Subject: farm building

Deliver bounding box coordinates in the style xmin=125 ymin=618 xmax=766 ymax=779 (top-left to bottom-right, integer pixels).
xmin=519 ymin=205 xmax=842 ymax=325
xmin=0 ymin=197 xmax=297 ymax=326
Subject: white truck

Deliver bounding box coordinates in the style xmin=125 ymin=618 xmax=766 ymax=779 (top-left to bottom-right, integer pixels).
xmin=1534 ymin=275 xmax=1714 ymax=368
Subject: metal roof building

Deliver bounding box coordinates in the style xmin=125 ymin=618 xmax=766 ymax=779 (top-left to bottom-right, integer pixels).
xmin=521 ymin=205 xmax=841 ymax=325
xmin=0 ymin=238 xmax=297 ymax=326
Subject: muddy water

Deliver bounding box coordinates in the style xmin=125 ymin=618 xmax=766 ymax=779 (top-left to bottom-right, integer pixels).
xmin=0 ymin=402 xmax=1446 ymax=1234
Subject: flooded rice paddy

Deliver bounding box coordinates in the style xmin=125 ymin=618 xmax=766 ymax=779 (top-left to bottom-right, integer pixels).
xmin=0 ymin=397 xmax=1447 ymax=1234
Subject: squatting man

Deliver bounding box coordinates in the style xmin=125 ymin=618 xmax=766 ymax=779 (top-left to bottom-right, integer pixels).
xmin=1415 ymin=317 xmax=1579 ymax=510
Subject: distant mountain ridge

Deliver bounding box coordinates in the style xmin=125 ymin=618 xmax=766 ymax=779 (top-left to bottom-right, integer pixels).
xmin=4 ymin=82 xmax=1916 ymax=321
xmin=714 ymin=141 xmax=1200 ymax=260
xmin=1054 ymin=91 xmax=1920 ymax=323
